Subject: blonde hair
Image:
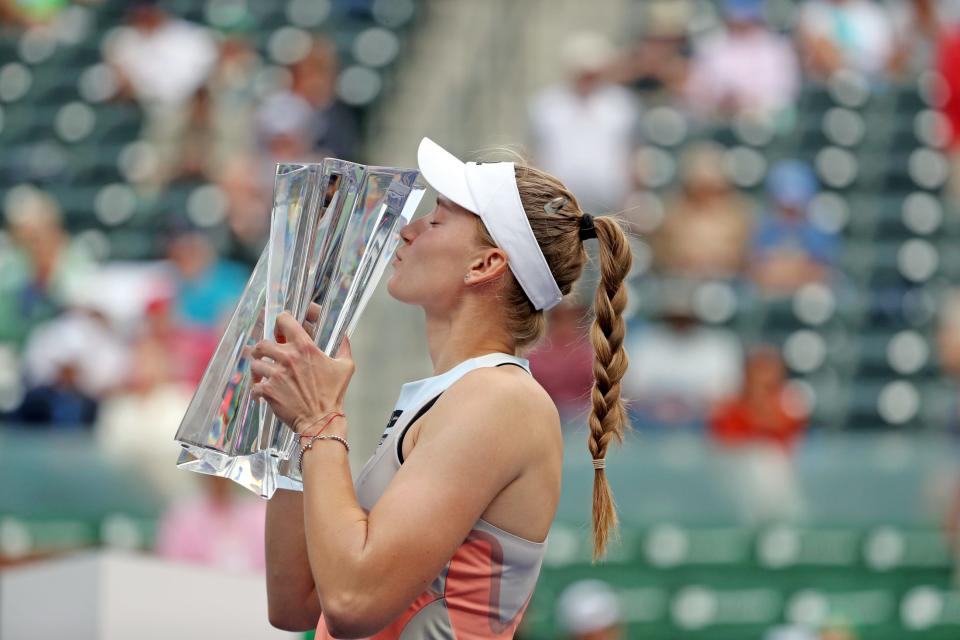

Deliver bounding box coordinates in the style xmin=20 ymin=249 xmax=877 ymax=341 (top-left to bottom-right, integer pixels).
xmin=474 ymin=163 xmax=633 ymax=560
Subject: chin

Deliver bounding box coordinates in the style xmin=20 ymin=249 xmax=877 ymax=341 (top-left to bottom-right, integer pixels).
xmin=386 ymin=274 xmax=412 ymax=304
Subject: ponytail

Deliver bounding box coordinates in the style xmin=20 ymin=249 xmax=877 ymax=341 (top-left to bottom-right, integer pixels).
xmin=586 ymin=216 xmax=632 ymax=560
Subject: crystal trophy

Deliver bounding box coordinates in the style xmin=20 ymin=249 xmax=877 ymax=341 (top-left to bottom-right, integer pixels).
xmin=174 ymin=159 xmax=424 ymax=498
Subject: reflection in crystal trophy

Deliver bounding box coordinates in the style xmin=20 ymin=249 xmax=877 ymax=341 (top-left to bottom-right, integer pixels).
xmin=174 ymin=160 xmax=424 ymax=498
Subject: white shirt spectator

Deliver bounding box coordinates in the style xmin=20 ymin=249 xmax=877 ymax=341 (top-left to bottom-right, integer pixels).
xmin=685 ymin=25 xmax=800 ymax=119
xmin=623 ymin=323 xmax=743 ymax=409
xmin=96 ymin=382 xmax=196 ymax=500
xmin=108 ymin=18 xmax=217 ymax=106
xmin=22 ymin=310 xmax=130 ymax=397
xmin=799 ymin=0 xmax=895 ymax=76
xmin=529 ymin=83 xmax=640 ymax=214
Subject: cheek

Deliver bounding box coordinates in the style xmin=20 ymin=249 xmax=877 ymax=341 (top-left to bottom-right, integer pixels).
xmin=387 ymin=241 xmax=466 ymax=300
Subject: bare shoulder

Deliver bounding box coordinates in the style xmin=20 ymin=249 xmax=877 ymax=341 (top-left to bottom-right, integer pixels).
xmin=450 ymin=365 xmax=558 ymax=425
xmin=417 ymin=365 xmax=560 ymax=452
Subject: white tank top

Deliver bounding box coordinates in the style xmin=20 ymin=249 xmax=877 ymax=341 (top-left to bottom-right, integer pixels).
xmin=318 ymin=352 xmax=546 ymax=639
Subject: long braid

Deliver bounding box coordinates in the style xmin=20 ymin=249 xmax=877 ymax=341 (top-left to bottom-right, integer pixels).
xmin=586 ymin=216 xmax=632 ymax=560
xmin=473 ymin=159 xmax=633 ymax=560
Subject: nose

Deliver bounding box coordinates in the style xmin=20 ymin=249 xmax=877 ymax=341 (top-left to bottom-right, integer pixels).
xmin=399 ymin=220 xmax=418 ymax=244
xmin=400 ymin=224 xmax=413 ymax=244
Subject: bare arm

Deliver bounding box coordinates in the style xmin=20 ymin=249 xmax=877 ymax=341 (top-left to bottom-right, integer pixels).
xmin=251 ymin=314 xmax=551 ymax=637
xmin=299 ymin=370 xmax=545 ymax=637
xmin=264 ymin=489 xmax=322 ymax=631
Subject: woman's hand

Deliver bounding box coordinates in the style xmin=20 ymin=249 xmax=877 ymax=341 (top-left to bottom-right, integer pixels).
xmin=250 ymin=311 xmax=354 ymax=434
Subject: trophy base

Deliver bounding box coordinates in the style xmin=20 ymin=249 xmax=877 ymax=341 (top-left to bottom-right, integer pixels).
xmin=176 ymin=445 xmax=282 ymax=499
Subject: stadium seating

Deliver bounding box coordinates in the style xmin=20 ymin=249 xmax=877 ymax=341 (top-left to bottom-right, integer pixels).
xmin=0 ymin=0 xmax=417 ymax=256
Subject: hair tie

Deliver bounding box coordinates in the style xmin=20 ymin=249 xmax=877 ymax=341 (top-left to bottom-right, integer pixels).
xmin=592 ymin=457 xmax=606 ymax=470
xmin=579 ymin=213 xmax=597 ymax=241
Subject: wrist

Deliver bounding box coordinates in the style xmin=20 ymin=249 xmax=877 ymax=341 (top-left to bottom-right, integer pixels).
xmin=294 ymin=409 xmax=346 ymax=437
xmin=316 ymin=414 xmax=347 ymax=439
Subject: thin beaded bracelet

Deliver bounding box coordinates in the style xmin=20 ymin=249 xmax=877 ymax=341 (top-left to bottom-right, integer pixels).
xmin=298 ymin=434 xmax=350 ymax=472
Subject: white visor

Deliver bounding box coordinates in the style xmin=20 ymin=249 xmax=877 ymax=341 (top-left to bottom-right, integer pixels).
xmin=416 ymin=137 xmax=563 ymax=311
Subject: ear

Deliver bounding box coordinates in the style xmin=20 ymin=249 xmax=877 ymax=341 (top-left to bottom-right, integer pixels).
xmin=464 ymin=247 xmax=509 ymax=287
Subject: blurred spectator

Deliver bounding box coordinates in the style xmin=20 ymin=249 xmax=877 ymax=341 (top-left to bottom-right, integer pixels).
xmin=710 ymin=347 xmax=808 ymax=523
xmin=96 ymin=333 xmax=195 ymax=500
xmin=937 ymin=289 xmax=960 ymax=433
xmin=165 ymin=223 xmax=248 ymax=332
xmin=610 ymin=0 xmax=692 ymax=97
xmin=889 ymin=0 xmax=953 ymax=76
xmin=819 ymin=622 xmax=859 ymax=640
xmin=21 ymin=302 xmax=129 ymax=398
xmin=290 ymin=39 xmax=360 ymax=160
xmin=107 ymin=1 xmax=216 ymax=108
xmin=0 ymin=188 xmax=95 ymax=347
xmin=556 ymin=579 xmax=623 ymax=640
xmin=749 ymin=160 xmax=839 ymax=296
xmin=8 ymin=359 xmax=98 ymax=427
xmin=156 ymin=475 xmax=266 ymax=572
xmin=177 ymin=87 xmax=216 ymax=181
xmin=256 ymin=91 xmax=323 ymax=184
xmin=623 ymin=280 xmax=743 ymax=429
xmin=141 ymin=294 xmax=218 ymax=386
xmin=528 ymin=32 xmax=640 ymax=214
xmin=937 ymin=13 xmax=960 ymax=201
xmin=214 ymin=154 xmax=270 ymax=268
xmin=710 ymin=347 xmax=808 ymax=451
xmin=0 ymin=0 xmax=69 ymax=27
xmin=684 ymin=0 xmax=799 ymax=123
xmin=652 ymin=142 xmax=753 ymax=280
xmin=797 ymin=0 xmax=896 ymax=80
xmin=105 ymin=0 xmax=217 ymax=187
xmin=938 ymin=290 xmax=960 ymax=582
xmin=528 ymin=303 xmax=594 ymax=424
xmin=11 ymin=284 xmax=128 ymax=427
xmin=179 ymin=32 xmax=262 ymax=181
xmin=937 ymin=289 xmax=960 ymax=380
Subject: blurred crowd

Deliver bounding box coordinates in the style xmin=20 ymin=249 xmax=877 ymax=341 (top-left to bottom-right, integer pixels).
xmin=530 ymin=2 xmax=958 ymax=470
xmin=3 ymin=2 xmax=960 ymax=631
xmin=523 ymin=2 xmax=960 ymax=628
xmin=0 ymin=0 xmax=368 ymax=573
xmin=0 ymin=0 xmax=362 ymax=428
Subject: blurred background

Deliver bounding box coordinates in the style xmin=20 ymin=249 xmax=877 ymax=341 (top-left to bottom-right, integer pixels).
xmin=2 ymin=0 xmax=960 ymax=638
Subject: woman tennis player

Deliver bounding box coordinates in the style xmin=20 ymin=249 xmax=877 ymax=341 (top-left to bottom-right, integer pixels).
xmin=252 ymin=138 xmax=632 ymax=638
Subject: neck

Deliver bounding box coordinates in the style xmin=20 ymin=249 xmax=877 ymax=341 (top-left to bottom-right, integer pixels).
xmin=423 ymin=298 xmax=517 ymax=376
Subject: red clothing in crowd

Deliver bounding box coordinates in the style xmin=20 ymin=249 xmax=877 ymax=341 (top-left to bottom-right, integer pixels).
xmin=938 ymin=26 xmax=960 ymax=149
xmin=709 ymin=394 xmax=806 ymax=451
